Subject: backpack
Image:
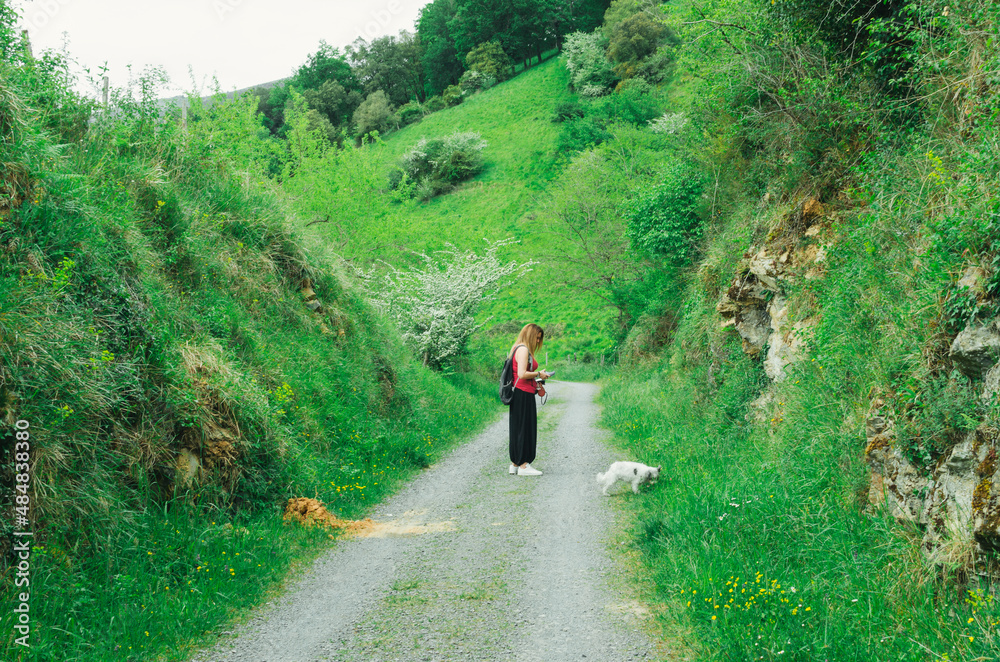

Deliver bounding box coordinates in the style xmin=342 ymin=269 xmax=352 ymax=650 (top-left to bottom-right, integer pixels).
xmin=499 ymin=344 xmax=528 ymax=406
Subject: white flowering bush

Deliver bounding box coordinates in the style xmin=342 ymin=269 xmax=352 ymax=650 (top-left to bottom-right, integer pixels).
xmin=363 ymin=239 xmax=534 ymax=368
xmin=648 ymin=112 xmax=688 ymax=134
xmin=563 ymin=30 xmax=616 ymax=95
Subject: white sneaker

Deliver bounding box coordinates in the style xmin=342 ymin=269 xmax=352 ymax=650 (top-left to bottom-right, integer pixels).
xmin=517 ymin=464 xmax=542 ymax=476
xmin=508 ymin=464 xmax=518 ymax=475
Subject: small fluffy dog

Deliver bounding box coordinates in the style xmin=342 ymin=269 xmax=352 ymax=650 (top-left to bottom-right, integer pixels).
xmin=596 ymin=461 xmax=661 ymax=495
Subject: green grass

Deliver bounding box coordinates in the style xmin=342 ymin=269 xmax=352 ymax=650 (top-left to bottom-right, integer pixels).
xmin=285 ymin=56 xmax=624 ymax=365
xmin=597 ymin=128 xmax=1000 ymax=660
xmin=0 ymin=58 xmax=501 ymax=662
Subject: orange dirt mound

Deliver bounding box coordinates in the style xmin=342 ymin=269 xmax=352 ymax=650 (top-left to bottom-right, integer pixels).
xmin=283 ymin=497 xmax=350 ymax=528
xmin=282 ymin=500 xmax=456 ymax=538
xmin=282 ymin=497 xmax=377 ymax=535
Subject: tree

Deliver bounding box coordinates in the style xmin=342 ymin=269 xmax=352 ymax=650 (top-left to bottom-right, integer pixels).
xmin=302 ymin=79 xmax=363 ymax=127
xmin=606 ymin=11 xmax=665 ymax=65
xmin=293 ymin=40 xmax=359 ymax=92
xmin=363 ymin=239 xmax=534 ymax=368
xmin=542 ymin=149 xmax=641 ymax=328
xmin=353 ymin=90 xmax=396 ymax=138
xmin=348 ymin=31 xmax=425 ymax=106
xmin=259 ymin=42 xmax=362 ymax=137
xmin=417 ymin=0 xmax=464 ymax=97
xmin=465 ymin=41 xmax=513 ymax=81
xmin=624 ymin=161 xmax=705 ymax=262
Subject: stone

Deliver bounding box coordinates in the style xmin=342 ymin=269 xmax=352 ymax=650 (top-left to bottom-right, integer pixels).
xmin=763 ymin=295 xmax=816 ymax=382
xmin=801 ymin=198 xmax=823 ymax=224
xmin=305 ymin=300 xmax=324 ymax=313
xmin=957 ymin=265 xmax=987 ymax=291
xmin=949 ymin=322 xmax=1000 ymax=379
xmin=866 ymin=416 xmax=1000 ymax=561
xmin=734 ymin=305 xmax=771 ymax=355
xmin=175 ymin=448 xmax=202 ymax=488
xmin=865 ymin=424 xmax=928 ymax=524
xmin=983 ymin=362 xmax=1000 ymax=404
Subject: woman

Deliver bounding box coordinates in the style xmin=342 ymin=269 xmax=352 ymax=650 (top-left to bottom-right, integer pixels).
xmin=508 ymin=323 xmax=550 ymax=476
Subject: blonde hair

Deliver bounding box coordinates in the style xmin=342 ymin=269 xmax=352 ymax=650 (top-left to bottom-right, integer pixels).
xmin=514 ymin=323 xmax=545 ymax=356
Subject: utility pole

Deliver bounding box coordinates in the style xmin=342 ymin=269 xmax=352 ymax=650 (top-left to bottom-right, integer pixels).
xmin=102 ymin=76 xmax=109 ymax=106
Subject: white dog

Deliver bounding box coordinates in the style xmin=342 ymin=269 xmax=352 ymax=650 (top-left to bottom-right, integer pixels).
xmin=596 ymin=461 xmax=661 ymax=495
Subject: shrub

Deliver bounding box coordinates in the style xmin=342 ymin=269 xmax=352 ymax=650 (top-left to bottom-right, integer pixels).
xmin=606 ymin=11 xmax=666 ymax=65
xmin=442 ymin=84 xmax=464 ymax=106
xmin=624 ymin=161 xmax=706 ymax=261
xmin=556 ymin=117 xmax=610 ymax=153
xmin=423 ymin=95 xmax=447 ymax=113
xmin=459 ymin=69 xmax=497 ymax=94
xmin=552 ymin=100 xmax=586 ymax=123
xmin=363 ymin=239 xmax=534 ymax=368
xmin=596 ymin=78 xmax=661 ymax=124
xmin=397 ymin=101 xmax=424 ymax=126
xmin=648 ymin=111 xmax=688 ymax=134
xmin=563 ymin=30 xmax=617 ymax=95
xmin=393 ymin=131 xmax=488 ymax=200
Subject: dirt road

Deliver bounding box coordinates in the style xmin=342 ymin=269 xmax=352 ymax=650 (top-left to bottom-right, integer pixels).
xmin=190 ymin=382 xmax=661 ymax=662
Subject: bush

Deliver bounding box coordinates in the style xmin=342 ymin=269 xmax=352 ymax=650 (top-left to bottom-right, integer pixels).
xmin=442 ymin=84 xmax=464 ymax=107
xmin=393 ymin=131 xmax=488 ymax=200
xmin=597 ymin=78 xmax=661 ymax=124
xmin=459 ymin=69 xmax=497 ymax=95
xmin=552 ymin=100 xmax=586 ymax=123
xmin=607 ymin=11 xmax=666 ymax=65
xmin=363 ymin=239 xmax=533 ymax=368
xmin=563 ymin=30 xmax=617 ymax=95
xmin=423 ymin=95 xmax=447 ymax=113
xmin=556 ymin=117 xmax=610 ymax=153
xmin=624 ymin=161 xmax=706 ymax=261
xmin=397 ymin=101 xmax=425 ymax=126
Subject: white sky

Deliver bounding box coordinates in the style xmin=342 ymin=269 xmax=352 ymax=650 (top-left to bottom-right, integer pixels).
xmin=17 ymin=0 xmax=427 ymax=97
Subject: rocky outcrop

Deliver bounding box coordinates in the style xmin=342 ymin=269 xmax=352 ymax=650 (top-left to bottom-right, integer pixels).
xmin=716 ymin=198 xmax=826 ymax=381
xmin=950 ymin=320 xmax=1000 ymax=379
xmin=865 ymin=414 xmax=929 ymax=523
xmin=866 ymin=413 xmax=1000 ymax=557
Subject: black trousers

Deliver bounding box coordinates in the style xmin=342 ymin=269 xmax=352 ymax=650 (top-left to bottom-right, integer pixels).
xmin=509 ymin=388 xmax=537 ymax=465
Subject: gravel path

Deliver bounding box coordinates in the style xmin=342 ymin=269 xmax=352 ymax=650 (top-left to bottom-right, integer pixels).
xmin=190 ymin=382 xmax=662 ymax=662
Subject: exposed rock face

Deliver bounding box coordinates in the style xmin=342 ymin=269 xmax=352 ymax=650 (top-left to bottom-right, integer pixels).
xmin=950 ymin=321 xmax=1000 ymax=379
xmin=865 ymin=416 xmax=928 ymax=523
xmin=716 ymin=198 xmax=826 ymax=381
xmin=866 ymin=416 xmax=1000 ymax=557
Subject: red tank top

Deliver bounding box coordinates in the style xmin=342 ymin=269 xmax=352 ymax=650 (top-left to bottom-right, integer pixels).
xmin=512 ymin=347 xmax=538 ymax=394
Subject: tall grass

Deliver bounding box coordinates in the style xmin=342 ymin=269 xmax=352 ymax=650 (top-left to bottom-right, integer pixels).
xmin=0 ymin=43 xmax=498 ymax=662
xmin=599 ymin=135 xmax=1000 ymax=662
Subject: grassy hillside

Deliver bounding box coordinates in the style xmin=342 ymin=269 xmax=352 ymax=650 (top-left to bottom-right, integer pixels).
xmin=0 ymin=40 xmax=497 ymax=662
xmin=592 ymin=0 xmax=1000 ymax=660
xmin=285 ymin=57 xmax=638 ymax=368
